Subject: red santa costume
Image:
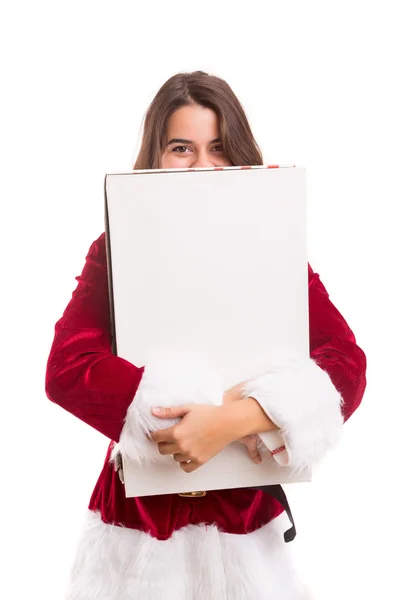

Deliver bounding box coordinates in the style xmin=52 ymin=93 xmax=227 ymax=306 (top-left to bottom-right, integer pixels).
xmin=45 ymin=232 xmax=366 ymax=600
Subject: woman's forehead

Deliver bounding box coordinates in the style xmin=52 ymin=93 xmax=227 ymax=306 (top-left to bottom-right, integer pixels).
xmin=166 ymin=105 xmax=220 ymax=141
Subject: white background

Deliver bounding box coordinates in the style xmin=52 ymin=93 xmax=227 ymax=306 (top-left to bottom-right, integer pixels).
xmin=1 ymin=1 xmax=399 ymax=598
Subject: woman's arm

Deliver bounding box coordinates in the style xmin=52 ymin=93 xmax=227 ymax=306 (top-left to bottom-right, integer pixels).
xmin=242 ymin=264 xmax=367 ymax=471
xmin=307 ymin=264 xmax=366 ymax=422
xmin=149 ymin=265 xmax=367 ymax=472
xmin=45 ymin=233 xmax=145 ymax=441
xmin=45 ymin=234 xmax=223 ymax=462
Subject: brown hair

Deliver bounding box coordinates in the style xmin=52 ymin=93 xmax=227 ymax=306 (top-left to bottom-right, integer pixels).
xmin=134 ymin=71 xmax=263 ymax=169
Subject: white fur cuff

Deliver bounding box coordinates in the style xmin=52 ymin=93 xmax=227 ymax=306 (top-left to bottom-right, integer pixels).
xmin=243 ymin=358 xmax=343 ymax=472
xmin=115 ymin=357 xmax=224 ymax=464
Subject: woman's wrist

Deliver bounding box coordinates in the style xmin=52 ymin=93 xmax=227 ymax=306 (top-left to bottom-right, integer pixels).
xmin=223 ymin=382 xmax=246 ymax=405
xmin=222 ymin=397 xmax=278 ymax=440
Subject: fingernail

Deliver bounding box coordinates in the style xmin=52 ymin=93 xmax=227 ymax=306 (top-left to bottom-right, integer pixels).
xmin=152 ymin=407 xmax=161 ymax=414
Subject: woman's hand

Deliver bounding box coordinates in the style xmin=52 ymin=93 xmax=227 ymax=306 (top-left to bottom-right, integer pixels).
xmin=150 ymin=404 xmax=241 ymax=472
xmin=223 ymin=382 xmax=263 ymax=464
xmin=150 ymin=388 xmax=277 ymax=470
xmin=235 ymin=433 xmax=262 ymax=464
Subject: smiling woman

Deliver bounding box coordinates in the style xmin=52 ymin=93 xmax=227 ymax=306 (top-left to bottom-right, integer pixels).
xmin=134 ymin=70 xmax=263 ymax=169
xmin=45 ymin=70 xmax=367 ymax=600
xmin=160 ymin=105 xmax=231 ymax=168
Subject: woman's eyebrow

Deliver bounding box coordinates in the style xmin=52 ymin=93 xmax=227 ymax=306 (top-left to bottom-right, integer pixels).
xmin=167 ymin=137 xmax=221 ymax=145
xmin=167 ymin=138 xmax=192 ymax=145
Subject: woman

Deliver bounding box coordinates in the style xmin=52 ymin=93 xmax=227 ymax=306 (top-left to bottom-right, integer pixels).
xmin=45 ymin=71 xmax=367 ymax=600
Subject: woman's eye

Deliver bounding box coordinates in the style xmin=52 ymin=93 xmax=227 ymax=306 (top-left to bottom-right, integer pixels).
xmin=172 ymin=146 xmax=189 ymax=153
xmin=213 ymin=145 xmax=223 ymax=152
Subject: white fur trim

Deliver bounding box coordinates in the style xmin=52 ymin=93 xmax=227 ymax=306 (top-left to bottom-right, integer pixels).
xmin=243 ymin=358 xmax=343 ymax=471
xmin=258 ymin=430 xmax=290 ymax=466
xmin=64 ymin=511 xmax=310 ymax=600
xmin=116 ymin=356 xmax=224 ymax=464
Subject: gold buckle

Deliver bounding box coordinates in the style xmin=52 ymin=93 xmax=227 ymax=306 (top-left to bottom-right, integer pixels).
xmin=178 ymin=491 xmax=207 ymax=497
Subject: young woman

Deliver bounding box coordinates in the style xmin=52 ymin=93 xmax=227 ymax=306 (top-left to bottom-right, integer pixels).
xmin=45 ymin=71 xmax=367 ymax=600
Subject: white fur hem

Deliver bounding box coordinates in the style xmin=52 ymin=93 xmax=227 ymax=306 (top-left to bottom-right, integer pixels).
xmin=65 ymin=511 xmax=309 ymax=600
xmin=115 ymin=356 xmax=224 ymax=464
xmin=243 ymin=358 xmax=343 ymax=471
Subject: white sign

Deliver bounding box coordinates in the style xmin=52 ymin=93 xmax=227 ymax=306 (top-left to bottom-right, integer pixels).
xmin=105 ymin=166 xmax=311 ymax=496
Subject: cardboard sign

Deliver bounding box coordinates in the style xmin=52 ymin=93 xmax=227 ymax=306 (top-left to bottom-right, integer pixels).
xmin=105 ymin=166 xmax=311 ymax=496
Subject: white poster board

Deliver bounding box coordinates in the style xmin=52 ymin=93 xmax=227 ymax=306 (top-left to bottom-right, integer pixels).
xmin=105 ymin=166 xmax=311 ymax=496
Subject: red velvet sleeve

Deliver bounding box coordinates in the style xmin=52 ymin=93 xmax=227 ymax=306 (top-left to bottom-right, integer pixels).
xmin=308 ymin=264 xmax=367 ymax=421
xmin=45 ymin=233 xmax=144 ymax=441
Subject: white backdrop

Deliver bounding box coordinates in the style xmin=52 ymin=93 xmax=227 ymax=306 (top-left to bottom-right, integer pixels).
xmin=1 ymin=1 xmax=399 ymax=598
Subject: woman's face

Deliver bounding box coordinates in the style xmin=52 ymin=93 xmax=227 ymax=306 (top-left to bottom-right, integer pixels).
xmin=160 ymin=104 xmax=232 ymax=169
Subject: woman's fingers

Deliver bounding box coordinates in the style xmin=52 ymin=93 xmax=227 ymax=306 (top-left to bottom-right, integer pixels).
xmin=172 ymin=453 xmax=191 ymax=463
xmin=159 ymin=435 xmax=262 ymax=465
xmin=157 ymin=441 xmax=179 ymax=455
xmin=248 ymin=447 xmax=262 ymax=464
xmin=158 ymin=445 xmax=195 ymax=467
xmin=239 ymin=435 xmax=262 ymax=464
xmin=179 ymin=460 xmax=199 ymax=473
xmin=151 ymin=426 xmax=178 ymax=443
xmin=151 ymin=406 xmax=191 ymax=419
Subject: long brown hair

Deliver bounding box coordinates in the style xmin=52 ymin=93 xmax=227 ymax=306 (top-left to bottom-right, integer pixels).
xmin=134 ymin=71 xmax=263 ymax=169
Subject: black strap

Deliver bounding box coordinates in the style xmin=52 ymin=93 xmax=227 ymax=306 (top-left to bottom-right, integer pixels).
xmin=249 ymin=484 xmax=296 ymax=543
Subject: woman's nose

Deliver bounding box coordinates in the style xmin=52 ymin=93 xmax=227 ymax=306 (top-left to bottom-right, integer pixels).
xmin=191 ymin=151 xmax=215 ymax=169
